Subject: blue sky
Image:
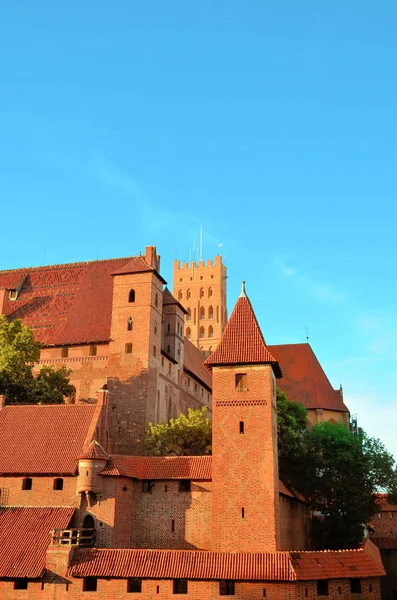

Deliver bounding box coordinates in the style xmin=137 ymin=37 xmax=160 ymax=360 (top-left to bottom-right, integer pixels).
xmin=1 ymin=1 xmax=397 ymax=456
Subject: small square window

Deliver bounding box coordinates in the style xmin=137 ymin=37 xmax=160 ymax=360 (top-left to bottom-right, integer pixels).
xmin=179 ymin=480 xmax=191 ymax=492
xmin=22 ymin=477 xmax=32 ymax=491
xmin=142 ymin=480 xmax=155 ymax=494
xmin=235 ymin=373 xmax=248 ymax=391
xmin=220 ymin=580 xmax=235 ymax=595
xmin=127 ymin=578 xmax=142 ymax=593
xmin=89 ymin=345 xmax=97 ymax=356
xmin=53 ymin=478 xmax=64 ymax=491
xmin=350 ymin=579 xmax=361 ymax=594
xmin=83 ymin=577 xmax=97 ymax=592
xmin=173 ymin=579 xmax=188 ymax=594
xmin=14 ymin=579 xmax=28 ymax=590
xmin=61 ymin=346 xmax=69 ymax=358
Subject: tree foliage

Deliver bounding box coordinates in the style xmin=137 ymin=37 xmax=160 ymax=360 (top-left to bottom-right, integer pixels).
xmin=145 ymin=407 xmax=212 ymax=456
xmin=0 ymin=315 xmax=74 ymax=404
xmin=277 ymin=388 xmax=397 ymax=549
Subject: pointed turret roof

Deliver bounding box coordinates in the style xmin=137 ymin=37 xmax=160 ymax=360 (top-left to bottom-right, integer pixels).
xmin=78 ymin=440 xmax=109 ymax=461
xmin=204 ymin=282 xmax=282 ymax=377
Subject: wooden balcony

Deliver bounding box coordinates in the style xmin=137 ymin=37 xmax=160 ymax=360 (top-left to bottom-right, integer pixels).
xmin=51 ymin=528 xmax=96 ymax=547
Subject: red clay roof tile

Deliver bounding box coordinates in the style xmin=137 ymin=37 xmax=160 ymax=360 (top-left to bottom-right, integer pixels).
xmin=162 ymin=287 xmax=188 ymax=314
xmin=101 ymin=455 xmax=212 ymax=480
xmin=268 ymin=343 xmax=349 ymax=413
xmin=204 ymin=291 xmax=281 ymax=376
xmin=0 ymin=405 xmax=96 ymax=474
xmin=78 ymin=440 xmax=109 ymax=461
xmin=0 ymin=507 xmax=74 ymax=578
xmin=68 ymin=542 xmax=384 ymax=580
xmin=183 ymin=338 xmax=212 ymax=389
xmin=111 ymin=256 xmax=166 ymax=284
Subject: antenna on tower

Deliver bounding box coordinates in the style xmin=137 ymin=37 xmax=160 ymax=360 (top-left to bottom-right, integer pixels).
xmin=306 ymin=326 xmax=309 ymax=342
xmin=199 ymin=226 xmax=203 ymax=261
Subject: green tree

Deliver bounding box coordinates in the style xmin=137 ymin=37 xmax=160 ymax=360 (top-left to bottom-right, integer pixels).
xmin=145 ymin=407 xmax=212 ymax=456
xmin=0 ymin=315 xmax=73 ymax=404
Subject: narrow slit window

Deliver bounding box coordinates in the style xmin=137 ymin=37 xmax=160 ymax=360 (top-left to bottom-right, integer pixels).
xmin=171 ymin=519 xmax=175 ymax=532
xmin=127 ymin=317 xmax=133 ymax=331
xmin=239 ymin=421 xmax=244 ymax=434
xmin=242 ymin=507 xmax=245 ymax=518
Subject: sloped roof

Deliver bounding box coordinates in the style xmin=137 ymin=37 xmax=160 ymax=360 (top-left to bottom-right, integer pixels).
xmin=0 ymin=405 xmax=96 ymax=474
xmin=268 ymin=343 xmax=349 ymax=413
xmin=162 ymin=287 xmax=187 ymax=314
xmin=101 ymin=455 xmax=212 ymax=480
xmin=183 ymin=338 xmax=212 ymax=389
xmin=0 ymin=507 xmax=74 ymax=578
xmin=0 ymin=257 xmax=138 ymax=345
xmin=370 ymin=537 xmax=397 ymax=549
xmin=204 ymin=290 xmax=281 ymax=377
xmin=68 ymin=543 xmax=384 ymax=580
xmin=78 ymin=440 xmax=109 ymax=461
xmin=111 ymin=256 xmax=166 ymax=283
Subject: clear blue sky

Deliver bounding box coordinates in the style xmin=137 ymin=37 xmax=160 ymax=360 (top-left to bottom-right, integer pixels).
xmin=1 ymin=1 xmax=397 ymax=455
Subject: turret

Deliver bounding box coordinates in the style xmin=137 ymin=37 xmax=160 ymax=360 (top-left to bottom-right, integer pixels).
xmin=77 ymin=440 xmax=109 ymax=498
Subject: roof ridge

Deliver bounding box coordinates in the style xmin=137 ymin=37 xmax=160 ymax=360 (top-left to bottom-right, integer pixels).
xmin=0 ymin=254 xmax=139 ymax=275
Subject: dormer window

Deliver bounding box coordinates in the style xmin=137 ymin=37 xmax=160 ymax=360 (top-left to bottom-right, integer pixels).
xmin=8 ymin=289 xmax=17 ymax=301
xmin=128 ymin=289 xmax=135 ymax=303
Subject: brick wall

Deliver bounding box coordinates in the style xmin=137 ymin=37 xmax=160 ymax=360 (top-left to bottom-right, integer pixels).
xmin=0 ymin=475 xmax=78 ymax=508
xmin=279 ymin=494 xmax=310 ymax=551
xmin=0 ymin=576 xmax=381 ymax=599
xmin=132 ymin=479 xmax=212 ymax=550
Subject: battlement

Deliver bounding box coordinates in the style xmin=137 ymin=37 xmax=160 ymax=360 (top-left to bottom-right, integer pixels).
xmin=174 ymin=255 xmax=223 ymax=271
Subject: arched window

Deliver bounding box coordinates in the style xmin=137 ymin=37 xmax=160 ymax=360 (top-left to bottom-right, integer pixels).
xmin=22 ymin=477 xmax=32 ymax=491
xmin=53 ymin=478 xmax=64 ymax=491
xmin=186 ymin=327 xmax=191 ymax=340
xmin=208 ymin=325 xmax=214 ymax=338
xmin=186 ymin=308 xmax=191 ymax=321
xmin=208 ymin=305 xmax=214 ymax=319
xmin=187 ymin=289 xmax=191 ymax=299
xmin=125 ymin=343 xmax=133 ymax=354
xmin=200 ymin=288 xmax=204 ymax=298
xmin=127 ymin=317 xmax=133 ymax=331
xmin=200 ymin=326 xmax=205 ymax=339
xmin=200 ymin=306 xmax=205 ymax=319
xmin=128 ymin=289 xmax=135 ymax=303
xmin=83 ymin=514 xmax=95 ymax=529
xmin=208 ymin=287 xmax=213 ymax=298
xmin=178 ymin=290 xmax=183 ymax=300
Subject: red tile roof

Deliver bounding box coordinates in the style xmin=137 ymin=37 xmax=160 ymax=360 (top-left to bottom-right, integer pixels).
xmin=68 ymin=542 xmax=384 ymax=580
xmin=0 ymin=257 xmax=137 ymax=345
xmin=111 ymin=256 xmax=166 ymax=283
xmin=183 ymin=338 xmax=212 ymax=389
xmin=0 ymin=507 xmax=74 ymax=578
xmin=370 ymin=537 xmax=397 ymax=549
xmin=78 ymin=440 xmax=109 ymax=461
xmin=101 ymin=455 xmax=212 ymax=480
xmin=204 ymin=291 xmax=281 ymax=377
xmin=0 ymin=405 xmax=96 ymax=474
xmin=268 ymin=343 xmax=349 ymax=413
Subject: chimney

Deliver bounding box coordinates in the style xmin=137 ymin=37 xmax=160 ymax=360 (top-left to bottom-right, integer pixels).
xmin=0 ymin=289 xmax=7 ymax=315
xmin=145 ymin=245 xmax=160 ymax=272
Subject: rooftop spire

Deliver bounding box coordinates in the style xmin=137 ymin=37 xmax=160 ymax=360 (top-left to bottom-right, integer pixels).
xmin=239 ymin=281 xmax=247 ymax=298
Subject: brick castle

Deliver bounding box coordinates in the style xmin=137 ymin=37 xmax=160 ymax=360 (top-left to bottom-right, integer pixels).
xmin=0 ymin=246 xmax=387 ymax=598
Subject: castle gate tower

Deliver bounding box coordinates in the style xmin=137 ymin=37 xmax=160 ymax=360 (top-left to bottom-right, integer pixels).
xmin=173 ymin=255 xmax=227 ymax=354
xmin=204 ymin=283 xmax=282 ymax=552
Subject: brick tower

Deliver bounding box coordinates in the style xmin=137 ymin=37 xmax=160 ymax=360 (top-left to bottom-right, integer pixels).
xmin=172 ymin=255 xmax=227 ymax=353
xmin=205 ymin=283 xmax=282 ymax=552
